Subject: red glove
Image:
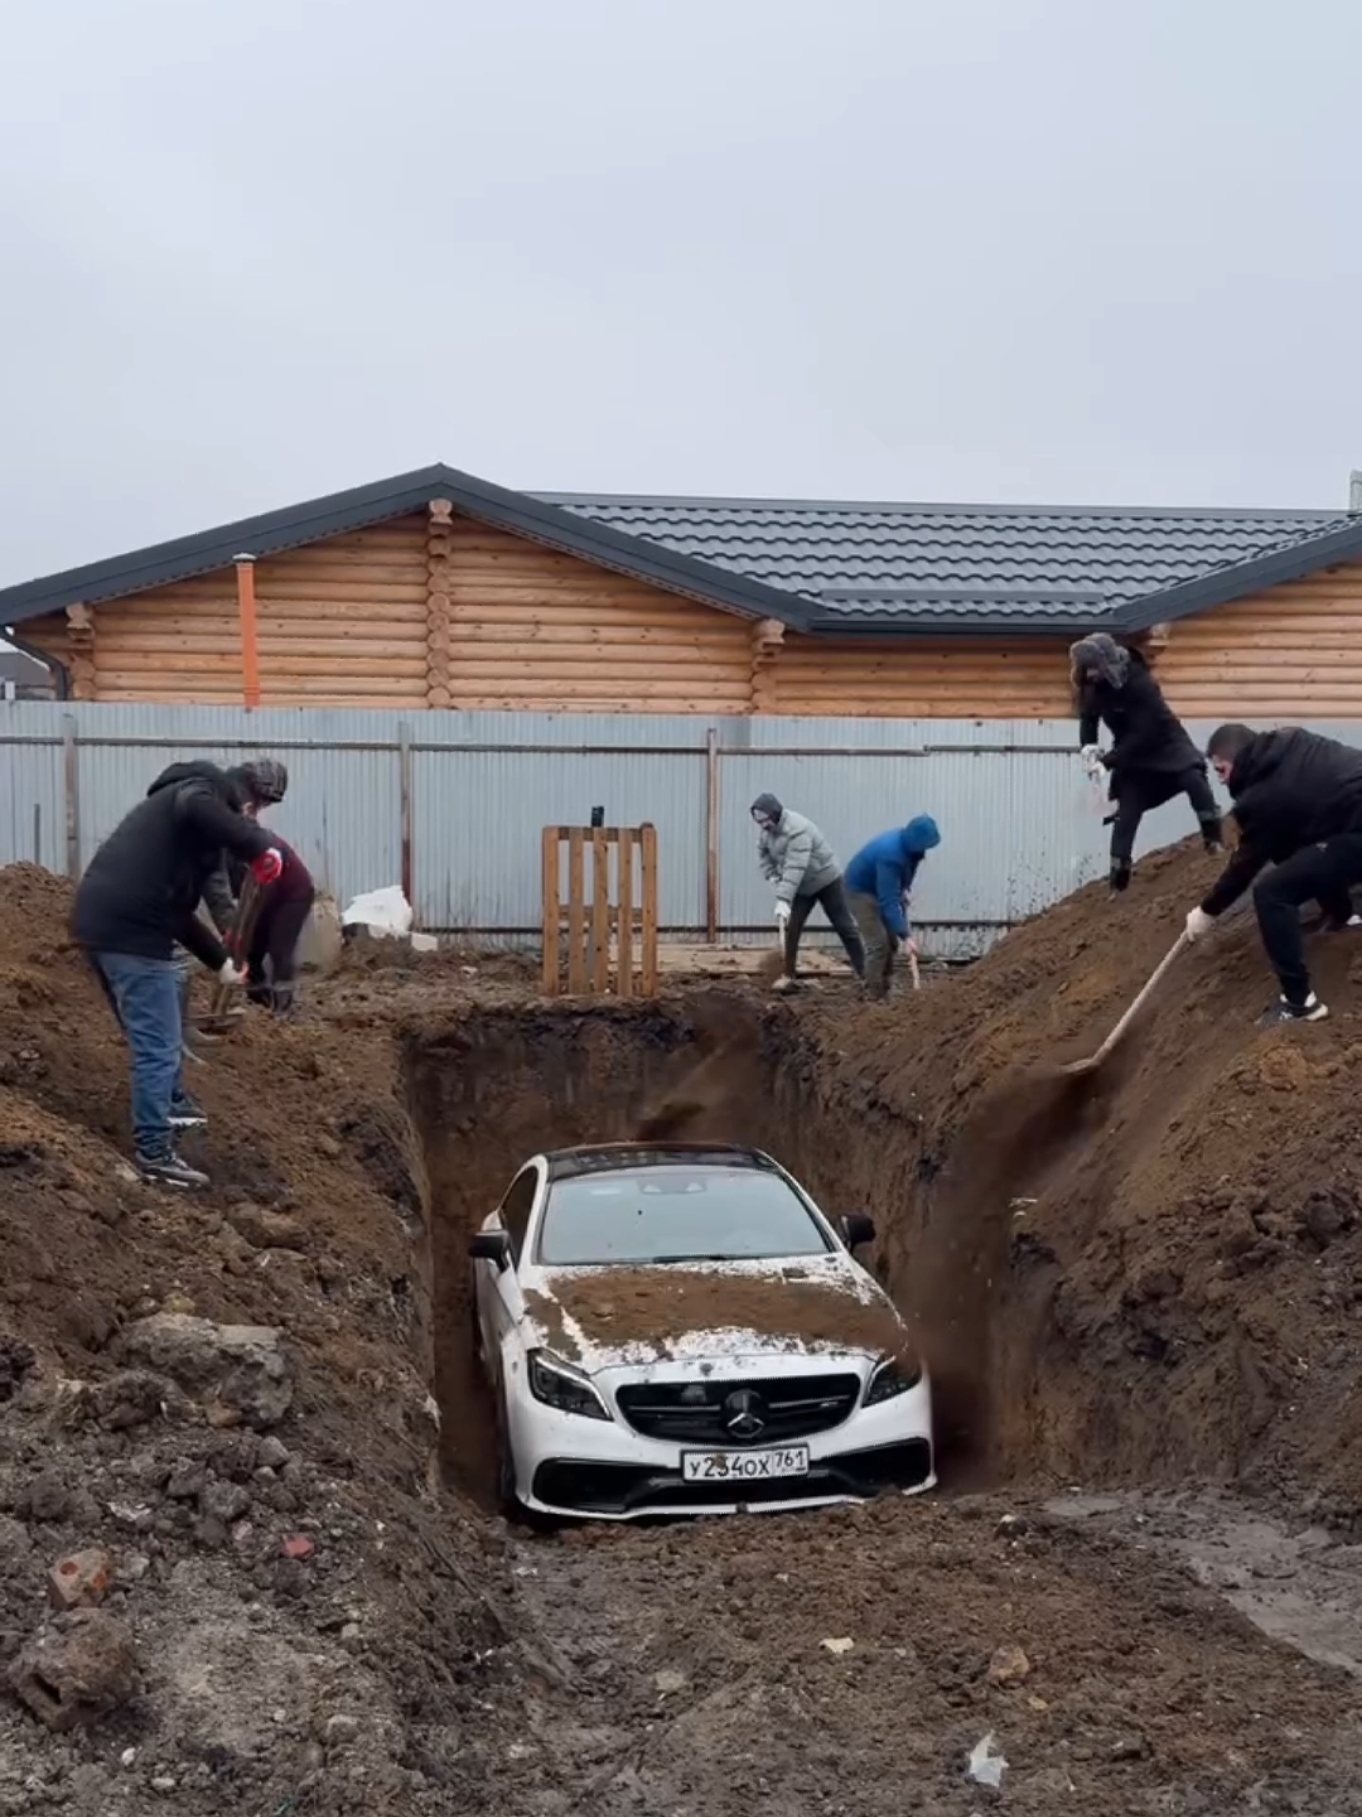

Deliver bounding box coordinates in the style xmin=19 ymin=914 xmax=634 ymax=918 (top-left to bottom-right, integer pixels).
xmin=251 ymin=848 xmax=283 ymax=886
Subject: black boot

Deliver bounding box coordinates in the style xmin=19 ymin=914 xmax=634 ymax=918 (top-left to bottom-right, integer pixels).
xmin=1109 ymin=862 xmax=1131 ymax=895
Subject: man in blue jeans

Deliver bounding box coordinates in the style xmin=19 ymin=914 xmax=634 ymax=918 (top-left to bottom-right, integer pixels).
xmin=74 ymin=760 xmax=279 ymax=1188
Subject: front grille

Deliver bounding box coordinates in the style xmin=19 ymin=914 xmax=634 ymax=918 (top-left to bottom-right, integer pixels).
xmin=532 ymin=1440 xmax=932 ymax=1517
xmin=614 ymin=1373 xmax=862 ymax=1446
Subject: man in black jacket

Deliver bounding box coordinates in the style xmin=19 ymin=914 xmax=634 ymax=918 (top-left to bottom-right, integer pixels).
xmin=1072 ymin=633 xmax=1223 ymax=892
xmin=1184 ymin=723 xmax=1362 ymax=1023
xmin=74 ymin=761 xmax=279 ymax=1187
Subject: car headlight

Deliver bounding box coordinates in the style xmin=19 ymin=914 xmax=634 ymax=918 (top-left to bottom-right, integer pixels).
xmin=527 ymin=1349 xmax=611 ymax=1422
xmin=864 ymin=1352 xmax=923 ymax=1406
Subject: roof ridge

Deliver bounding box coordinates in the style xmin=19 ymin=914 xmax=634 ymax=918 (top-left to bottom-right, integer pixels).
xmin=537 ymin=490 xmax=1345 ymax=522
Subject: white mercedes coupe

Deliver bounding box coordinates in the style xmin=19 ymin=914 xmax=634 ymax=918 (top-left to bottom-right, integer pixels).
xmin=468 ymin=1142 xmax=935 ymax=1521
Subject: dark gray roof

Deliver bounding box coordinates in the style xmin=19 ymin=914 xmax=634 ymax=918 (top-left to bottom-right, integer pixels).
xmin=538 ymin=494 xmax=1354 ymax=630
xmin=2 ymin=465 xmax=1359 ymax=642
xmin=0 ymin=465 xmax=815 ymax=635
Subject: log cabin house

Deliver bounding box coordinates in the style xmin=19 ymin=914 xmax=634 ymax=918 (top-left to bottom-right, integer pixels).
xmin=5 ymin=463 xmax=1362 ymax=719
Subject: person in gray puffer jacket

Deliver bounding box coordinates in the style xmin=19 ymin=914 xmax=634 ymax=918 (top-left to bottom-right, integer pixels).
xmin=751 ymin=793 xmax=865 ymax=992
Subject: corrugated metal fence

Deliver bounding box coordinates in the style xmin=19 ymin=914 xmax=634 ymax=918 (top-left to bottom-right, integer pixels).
xmin=3 ymin=702 xmax=1355 ymax=961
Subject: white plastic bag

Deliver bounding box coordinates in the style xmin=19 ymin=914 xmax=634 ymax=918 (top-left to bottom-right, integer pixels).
xmin=967 ymin=1731 xmax=1008 ymax=1789
xmin=341 ymin=884 xmax=413 ymax=939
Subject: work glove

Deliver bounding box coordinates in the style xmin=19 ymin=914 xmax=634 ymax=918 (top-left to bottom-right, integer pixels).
xmin=1080 ymin=744 xmax=1105 ymax=780
xmin=774 ymin=901 xmax=791 ymax=928
xmin=1184 ymin=907 xmax=1215 ymax=942
xmin=216 ymin=959 xmax=247 ymax=987
xmin=251 ymin=847 xmax=284 ymax=886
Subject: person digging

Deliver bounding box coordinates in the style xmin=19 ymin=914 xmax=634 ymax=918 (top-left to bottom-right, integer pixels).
xmin=73 ymin=760 xmax=282 ymax=1189
xmin=1184 ymin=723 xmax=1362 ymax=1025
xmin=203 ymin=761 xmax=316 ymax=1016
xmin=1071 ymin=631 xmax=1223 ymax=893
xmin=751 ymin=793 xmax=865 ymax=993
xmin=844 ymin=816 xmax=941 ymax=1001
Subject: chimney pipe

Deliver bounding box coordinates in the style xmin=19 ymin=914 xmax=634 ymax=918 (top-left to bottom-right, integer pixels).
xmin=1350 ymin=471 xmax=1362 ymax=514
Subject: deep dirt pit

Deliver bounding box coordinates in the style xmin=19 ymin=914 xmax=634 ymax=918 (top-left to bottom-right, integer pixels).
xmin=404 ymin=995 xmax=1215 ymax=1505
xmin=8 ymin=852 xmax=1362 ymax=1813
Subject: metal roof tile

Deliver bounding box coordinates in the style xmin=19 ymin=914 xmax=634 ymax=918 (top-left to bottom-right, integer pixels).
xmin=537 ymin=494 xmax=1349 ymax=626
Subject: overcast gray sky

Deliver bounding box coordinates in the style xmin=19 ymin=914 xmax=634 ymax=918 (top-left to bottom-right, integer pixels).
xmin=3 ymin=0 xmax=1360 ymax=584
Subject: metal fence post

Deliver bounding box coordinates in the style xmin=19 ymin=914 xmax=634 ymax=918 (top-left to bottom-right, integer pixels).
xmin=398 ymin=721 xmax=415 ymax=926
xmin=62 ymin=714 xmax=80 ymax=879
xmin=705 ymin=725 xmax=720 ymax=944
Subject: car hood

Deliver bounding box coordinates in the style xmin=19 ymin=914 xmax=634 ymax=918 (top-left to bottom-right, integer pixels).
xmin=519 ymin=1252 xmax=910 ymax=1373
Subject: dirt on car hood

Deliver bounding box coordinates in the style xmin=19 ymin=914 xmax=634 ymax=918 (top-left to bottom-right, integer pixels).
xmin=522 ymin=1255 xmax=915 ymax=1371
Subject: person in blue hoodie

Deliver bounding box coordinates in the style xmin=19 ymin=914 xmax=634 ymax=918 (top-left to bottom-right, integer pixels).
xmin=844 ymin=817 xmax=942 ymax=1000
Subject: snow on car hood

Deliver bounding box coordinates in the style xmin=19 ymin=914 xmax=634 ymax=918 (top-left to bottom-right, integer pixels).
xmin=520 ymin=1251 xmax=911 ymax=1373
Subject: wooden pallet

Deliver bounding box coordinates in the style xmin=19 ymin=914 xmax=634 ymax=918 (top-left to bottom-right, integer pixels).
xmin=541 ymin=824 xmax=659 ymax=999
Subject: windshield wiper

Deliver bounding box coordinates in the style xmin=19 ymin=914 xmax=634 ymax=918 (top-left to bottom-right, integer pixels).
xmin=648 ymin=1253 xmax=733 ymax=1265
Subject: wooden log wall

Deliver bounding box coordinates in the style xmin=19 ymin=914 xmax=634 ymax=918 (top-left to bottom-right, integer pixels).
xmin=766 ymin=633 xmax=1074 ymax=717
xmin=21 ymin=516 xmax=431 ymax=706
xmin=1155 ymin=563 xmax=1362 ymax=719
xmin=17 ymin=517 xmax=1362 ymax=719
xmin=442 ymin=519 xmax=753 ymax=711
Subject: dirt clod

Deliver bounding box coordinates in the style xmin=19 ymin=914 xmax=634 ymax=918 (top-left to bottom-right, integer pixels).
xmin=8 ymin=1609 xmax=139 ymax=1731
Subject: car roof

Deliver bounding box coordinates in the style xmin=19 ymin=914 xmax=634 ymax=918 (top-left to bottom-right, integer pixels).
xmin=541 ymin=1142 xmax=780 ymax=1183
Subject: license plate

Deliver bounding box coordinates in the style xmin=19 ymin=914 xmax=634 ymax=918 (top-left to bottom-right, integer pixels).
xmin=681 ymin=1446 xmax=810 ymax=1484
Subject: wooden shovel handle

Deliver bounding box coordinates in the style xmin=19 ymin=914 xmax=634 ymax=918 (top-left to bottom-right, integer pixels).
xmin=1067 ymin=931 xmax=1189 ymax=1072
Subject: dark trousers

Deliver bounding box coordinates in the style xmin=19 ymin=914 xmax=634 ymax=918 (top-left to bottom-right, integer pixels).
xmin=1109 ymin=764 xmax=1221 ymax=887
xmin=848 ymin=890 xmax=898 ymax=1000
xmin=246 ymin=887 xmax=314 ymax=1012
xmin=1255 ymin=833 xmax=1362 ymax=1003
xmin=783 ymin=879 xmax=865 ymax=979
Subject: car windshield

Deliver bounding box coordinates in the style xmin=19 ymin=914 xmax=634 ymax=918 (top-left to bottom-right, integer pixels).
xmin=536 ymin=1165 xmax=833 ymax=1266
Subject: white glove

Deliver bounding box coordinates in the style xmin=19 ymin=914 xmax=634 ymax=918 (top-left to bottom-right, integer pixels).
xmin=774 ymin=901 xmax=791 ymax=928
xmin=216 ymin=959 xmax=247 ymax=987
xmin=1081 ymin=744 xmax=1105 ymax=778
xmin=1184 ymin=907 xmax=1215 ymax=942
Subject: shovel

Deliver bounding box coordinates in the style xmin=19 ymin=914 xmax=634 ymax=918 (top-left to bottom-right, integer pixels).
xmin=1061 ymin=931 xmax=1189 ymax=1076
xmin=197 ymin=874 xmax=262 ymax=1034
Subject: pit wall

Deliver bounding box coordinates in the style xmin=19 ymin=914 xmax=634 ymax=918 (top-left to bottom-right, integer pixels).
xmin=402 ymin=1000 xmax=1007 ymax=1497
xmin=403 ymin=990 xmax=1338 ymax=1505
xmin=12 ymin=703 xmax=1362 ymax=960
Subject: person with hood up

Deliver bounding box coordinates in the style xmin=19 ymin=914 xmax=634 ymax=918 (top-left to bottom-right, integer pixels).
xmin=1071 ymin=632 xmax=1223 ymax=893
xmin=73 ymin=761 xmax=280 ymax=1188
xmin=1183 ymin=723 xmax=1362 ymax=1024
xmin=750 ymin=793 xmax=865 ymax=993
xmin=843 ymin=817 xmax=941 ymax=1001
xmin=208 ymin=761 xmax=316 ymax=1016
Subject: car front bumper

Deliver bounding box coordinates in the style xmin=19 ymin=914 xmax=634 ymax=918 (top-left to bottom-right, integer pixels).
xmin=505 ymin=1372 xmax=934 ymax=1521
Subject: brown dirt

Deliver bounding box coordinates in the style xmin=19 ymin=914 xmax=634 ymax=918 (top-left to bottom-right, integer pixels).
xmin=3 ymin=850 xmax=1362 ymax=1812
xmin=535 ymin=1269 xmax=911 ymax=1364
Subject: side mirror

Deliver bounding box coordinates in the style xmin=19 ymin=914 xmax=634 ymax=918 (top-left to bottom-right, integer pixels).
xmin=469 ymin=1230 xmax=513 ymax=1271
xmin=841 ymin=1214 xmax=876 ymax=1251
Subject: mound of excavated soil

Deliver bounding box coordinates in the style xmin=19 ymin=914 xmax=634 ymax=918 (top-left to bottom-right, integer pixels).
xmin=7 ymin=855 xmax=1362 ymax=1815
xmin=770 ymin=838 xmax=1362 ymax=1512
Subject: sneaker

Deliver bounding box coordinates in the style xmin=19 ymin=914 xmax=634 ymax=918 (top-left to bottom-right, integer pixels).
xmin=1260 ymin=993 xmax=1329 ymax=1027
xmin=136 ymin=1149 xmax=210 ymax=1190
xmin=168 ymin=1093 xmax=208 ymax=1130
xmin=1323 ymin=914 xmax=1362 ymax=932
xmin=771 ymin=976 xmax=799 ymax=996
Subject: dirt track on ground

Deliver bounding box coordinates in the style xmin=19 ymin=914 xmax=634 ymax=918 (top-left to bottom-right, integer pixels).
xmin=4 ymin=850 xmax=1362 ymax=1811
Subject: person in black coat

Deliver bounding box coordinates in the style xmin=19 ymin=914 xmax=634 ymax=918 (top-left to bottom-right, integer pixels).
xmin=1071 ymin=632 xmax=1223 ymax=892
xmin=73 ymin=761 xmax=278 ymax=1188
xmin=1184 ymin=724 xmax=1362 ymax=1023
